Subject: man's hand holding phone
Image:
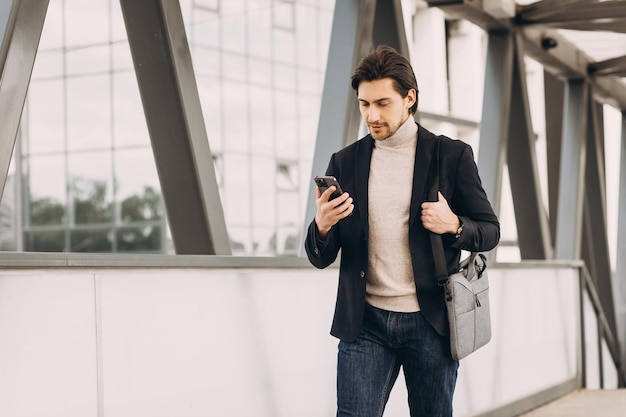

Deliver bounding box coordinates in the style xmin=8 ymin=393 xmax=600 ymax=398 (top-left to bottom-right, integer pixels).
xmin=314 ymin=176 xmax=354 ymax=239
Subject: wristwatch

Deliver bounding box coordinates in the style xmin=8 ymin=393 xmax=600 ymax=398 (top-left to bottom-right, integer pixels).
xmin=454 ymin=222 xmax=464 ymax=239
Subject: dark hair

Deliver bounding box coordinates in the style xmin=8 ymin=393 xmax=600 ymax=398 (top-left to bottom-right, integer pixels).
xmin=351 ymin=45 xmax=419 ymax=114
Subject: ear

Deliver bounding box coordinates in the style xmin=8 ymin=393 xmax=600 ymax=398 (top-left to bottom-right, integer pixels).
xmin=406 ymin=88 xmax=417 ymax=109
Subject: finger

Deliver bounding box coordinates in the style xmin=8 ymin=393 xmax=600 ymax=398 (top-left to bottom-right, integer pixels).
xmin=437 ymin=191 xmax=446 ymax=203
xmin=319 ymin=185 xmax=336 ymax=202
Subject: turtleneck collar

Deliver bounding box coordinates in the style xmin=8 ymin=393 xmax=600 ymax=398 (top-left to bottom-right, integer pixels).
xmin=375 ymin=115 xmax=418 ymax=149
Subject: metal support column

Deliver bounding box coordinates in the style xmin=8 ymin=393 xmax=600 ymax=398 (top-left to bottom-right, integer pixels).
xmin=616 ymin=111 xmax=626 ymax=367
xmin=0 ymin=0 xmax=48 ymax=200
xmin=477 ymin=31 xmax=514 ymax=216
xmin=581 ymin=98 xmax=617 ymax=339
xmin=555 ymin=80 xmax=588 ymax=260
xmin=507 ymin=35 xmax=553 ymax=259
xmin=372 ymin=0 xmax=410 ymax=57
xmin=544 ymin=70 xmax=565 ymax=248
xmin=120 ymin=0 xmax=230 ymax=255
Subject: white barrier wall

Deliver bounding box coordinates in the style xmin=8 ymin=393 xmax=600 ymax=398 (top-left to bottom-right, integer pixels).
xmin=0 ymin=263 xmax=589 ymax=416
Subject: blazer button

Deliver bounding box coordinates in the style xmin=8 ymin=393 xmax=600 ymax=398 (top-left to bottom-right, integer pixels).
xmin=360 ymin=271 xmax=365 ymax=278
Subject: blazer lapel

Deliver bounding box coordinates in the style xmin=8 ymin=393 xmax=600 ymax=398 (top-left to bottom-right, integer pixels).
xmin=409 ymin=124 xmax=436 ymax=226
xmin=354 ymin=135 xmax=374 ymax=239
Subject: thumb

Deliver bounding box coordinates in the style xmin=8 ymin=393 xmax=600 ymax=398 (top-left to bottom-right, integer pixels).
xmin=437 ymin=191 xmax=446 ymax=202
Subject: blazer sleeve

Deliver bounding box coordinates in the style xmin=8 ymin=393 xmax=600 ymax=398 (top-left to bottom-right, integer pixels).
xmin=304 ymin=155 xmax=342 ymax=269
xmin=443 ymin=143 xmax=500 ymax=252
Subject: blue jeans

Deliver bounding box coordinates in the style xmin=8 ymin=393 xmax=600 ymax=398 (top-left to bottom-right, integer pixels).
xmin=337 ymin=303 xmax=459 ymax=417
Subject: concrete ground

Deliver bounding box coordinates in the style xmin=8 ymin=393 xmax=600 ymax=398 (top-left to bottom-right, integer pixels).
xmin=520 ymin=389 xmax=626 ymax=417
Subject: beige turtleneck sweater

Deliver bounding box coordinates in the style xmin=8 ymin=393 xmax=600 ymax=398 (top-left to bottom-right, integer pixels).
xmin=366 ymin=116 xmax=420 ymax=312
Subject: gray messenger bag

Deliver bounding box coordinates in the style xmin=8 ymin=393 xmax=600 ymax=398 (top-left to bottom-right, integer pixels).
xmin=428 ymin=140 xmax=492 ymax=361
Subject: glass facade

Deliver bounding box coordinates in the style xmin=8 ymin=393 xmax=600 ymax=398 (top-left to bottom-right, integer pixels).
xmin=4 ymin=0 xmax=335 ymax=255
xmin=2 ymin=0 xmax=620 ymax=262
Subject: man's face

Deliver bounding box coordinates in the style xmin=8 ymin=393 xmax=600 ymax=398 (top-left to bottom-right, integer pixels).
xmin=357 ymin=78 xmax=416 ymax=141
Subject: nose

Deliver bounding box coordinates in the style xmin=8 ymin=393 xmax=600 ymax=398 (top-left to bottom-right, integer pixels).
xmin=367 ymin=106 xmax=379 ymax=122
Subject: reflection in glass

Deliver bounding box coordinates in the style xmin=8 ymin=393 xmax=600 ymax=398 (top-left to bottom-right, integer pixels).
xmin=28 ymin=155 xmax=66 ymax=226
xmin=25 ymin=230 xmax=65 ymax=252
xmin=71 ymin=178 xmax=112 ymax=224
xmin=70 ymin=229 xmax=112 ymax=252
xmin=116 ymin=226 xmax=161 ymax=253
xmin=25 ymin=81 xmax=65 ymax=155
xmin=68 ymin=151 xmax=113 ymax=224
xmin=67 ymin=75 xmax=112 ymax=151
xmin=11 ymin=0 xmax=335 ymax=255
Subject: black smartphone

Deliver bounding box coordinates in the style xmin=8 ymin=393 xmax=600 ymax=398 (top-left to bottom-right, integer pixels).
xmin=314 ymin=176 xmax=344 ymax=200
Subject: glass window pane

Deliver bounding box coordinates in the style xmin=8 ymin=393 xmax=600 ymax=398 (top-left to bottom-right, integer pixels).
xmin=223 ymin=52 xmax=246 ymax=82
xmin=249 ymin=85 xmax=273 ymax=155
xmin=0 ymin=167 xmax=16 ymax=251
xmin=32 ymin=49 xmax=64 ymax=80
xmin=223 ymin=153 xmax=250 ymax=226
xmin=221 ymin=14 xmax=246 ymax=54
xmin=187 ymin=13 xmax=220 ymax=50
xmin=252 ymin=226 xmax=274 ymax=255
xmin=37 ymin=1 xmax=63 ymax=50
xmin=274 ymin=63 xmax=295 ymax=90
xmin=115 ymin=149 xmax=160 ymax=202
xmin=197 ymin=76 xmax=223 ymax=153
xmin=110 ymin=1 xmax=129 ymax=41
xmin=25 ymin=80 xmax=65 ymax=155
xmin=228 ymin=226 xmax=251 ymax=255
xmin=112 ymin=41 xmax=134 ymax=73
xmin=67 ymin=75 xmax=112 ymax=151
xmin=222 ymin=81 xmax=248 ymax=153
xmin=273 ymin=30 xmax=295 ymax=64
xmin=192 ymin=47 xmax=221 ymax=79
xmin=116 ymin=225 xmax=161 ymax=252
xmin=249 ymin=58 xmax=271 ymax=87
xmin=113 ymin=72 xmax=151 ymax=147
xmin=27 ymin=155 xmax=66 ymax=226
xmin=25 ymin=230 xmax=65 ymax=252
xmin=248 ymin=8 xmax=271 ymax=60
xmin=66 ymin=44 xmax=110 ymax=76
xmin=70 ymin=229 xmax=112 ymax=252
xmin=273 ymin=1 xmax=294 ymax=31
xmin=275 ymin=92 xmax=297 ymax=159
xmin=64 ymin=0 xmax=110 ymax=49
xmin=250 ymin=156 xmax=275 ymax=227
xmin=68 ymin=152 xmax=113 ymax=224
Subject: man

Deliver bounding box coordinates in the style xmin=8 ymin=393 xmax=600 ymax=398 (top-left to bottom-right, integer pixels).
xmin=304 ymin=45 xmax=500 ymax=416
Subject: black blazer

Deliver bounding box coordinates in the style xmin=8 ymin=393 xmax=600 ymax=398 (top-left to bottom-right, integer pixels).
xmin=305 ymin=124 xmax=500 ymax=342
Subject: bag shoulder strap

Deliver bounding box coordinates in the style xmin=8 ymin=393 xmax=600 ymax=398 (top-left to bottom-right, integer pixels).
xmin=427 ymin=139 xmax=449 ymax=286
xmin=428 ymin=140 xmax=486 ymax=285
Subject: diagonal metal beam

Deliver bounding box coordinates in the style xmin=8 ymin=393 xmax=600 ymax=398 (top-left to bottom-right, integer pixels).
xmin=589 ymin=55 xmax=626 ymax=78
xmin=477 ymin=32 xmax=514 ymax=216
xmin=522 ymin=27 xmax=626 ymax=111
xmin=517 ymin=0 xmax=597 ymax=21
xmin=373 ymin=0 xmax=410 ymax=57
xmin=547 ymin=20 xmax=626 ymax=34
xmin=506 ymin=34 xmax=553 ymax=259
xmin=424 ymin=0 xmax=509 ymax=31
xmin=0 ymin=0 xmax=48 ymax=201
xmin=544 ymin=70 xmax=565 ymax=249
xmin=616 ymin=112 xmax=626 ymax=369
xmin=120 ymin=0 xmax=230 ymax=255
xmin=555 ymin=80 xmax=589 ymax=260
xmin=519 ymin=0 xmax=626 ymax=24
xmin=581 ymin=97 xmax=617 ymax=340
